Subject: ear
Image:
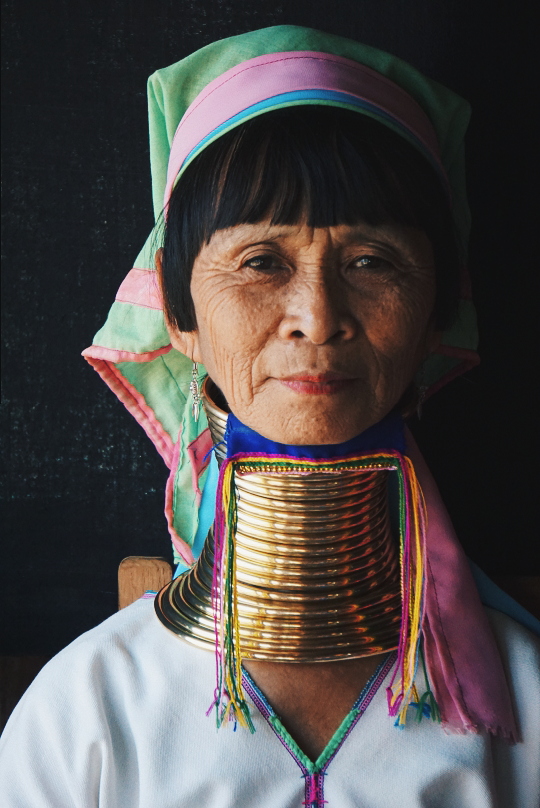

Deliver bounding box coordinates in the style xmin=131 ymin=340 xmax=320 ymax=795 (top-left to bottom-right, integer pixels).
xmin=167 ymin=324 xmax=203 ymax=364
xmin=155 ymin=248 xmax=203 ymax=363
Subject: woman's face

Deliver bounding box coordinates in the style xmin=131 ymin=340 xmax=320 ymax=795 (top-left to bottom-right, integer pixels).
xmin=166 ymin=220 xmax=438 ymax=445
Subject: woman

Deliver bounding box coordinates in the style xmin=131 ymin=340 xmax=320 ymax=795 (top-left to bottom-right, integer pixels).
xmin=1 ymin=25 xmax=538 ymax=808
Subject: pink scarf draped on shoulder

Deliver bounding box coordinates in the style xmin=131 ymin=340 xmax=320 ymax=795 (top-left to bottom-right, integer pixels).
xmin=407 ymin=429 xmax=518 ymax=741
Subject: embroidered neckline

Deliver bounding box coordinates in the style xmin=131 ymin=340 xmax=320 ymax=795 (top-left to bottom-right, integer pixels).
xmin=241 ymin=652 xmax=395 ymax=774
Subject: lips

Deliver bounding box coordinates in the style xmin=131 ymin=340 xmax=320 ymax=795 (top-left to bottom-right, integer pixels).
xmin=278 ymin=373 xmax=355 ymax=395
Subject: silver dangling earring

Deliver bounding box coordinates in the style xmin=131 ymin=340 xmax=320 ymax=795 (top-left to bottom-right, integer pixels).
xmin=190 ymin=362 xmax=201 ymax=422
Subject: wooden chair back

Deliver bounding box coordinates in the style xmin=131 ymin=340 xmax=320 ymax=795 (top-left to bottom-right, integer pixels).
xmin=117 ymin=556 xmax=173 ymax=609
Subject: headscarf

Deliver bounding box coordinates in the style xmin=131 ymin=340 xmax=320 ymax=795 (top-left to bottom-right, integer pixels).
xmin=83 ymin=26 xmax=516 ymax=739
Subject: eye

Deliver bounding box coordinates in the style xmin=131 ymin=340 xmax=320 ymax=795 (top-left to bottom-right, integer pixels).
xmin=350 ymin=255 xmax=392 ymax=271
xmin=243 ymin=253 xmax=285 ymax=272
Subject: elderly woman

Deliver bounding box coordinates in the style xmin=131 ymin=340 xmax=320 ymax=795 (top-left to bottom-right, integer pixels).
xmin=1 ymin=25 xmax=539 ymax=808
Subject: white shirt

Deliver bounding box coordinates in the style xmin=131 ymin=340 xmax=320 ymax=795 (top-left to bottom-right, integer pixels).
xmin=1 ymin=596 xmax=539 ymax=808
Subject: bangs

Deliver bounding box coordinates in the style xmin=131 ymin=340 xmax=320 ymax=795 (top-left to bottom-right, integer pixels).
xmin=162 ymin=106 xmax=460 ymax=331
xmin=208 ymin=107 xmax=444 ymax=232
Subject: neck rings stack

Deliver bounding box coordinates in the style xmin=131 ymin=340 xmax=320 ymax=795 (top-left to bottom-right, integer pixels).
xmin=155 ymin=380 xmax=402 ymax=662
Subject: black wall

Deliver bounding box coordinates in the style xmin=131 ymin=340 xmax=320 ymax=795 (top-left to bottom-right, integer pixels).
xmin=2 ymin=0 xmax=537 ymax=655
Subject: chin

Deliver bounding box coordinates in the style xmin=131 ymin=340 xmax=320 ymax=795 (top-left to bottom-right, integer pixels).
xmin=253 ymin=411 xmax=376 ymax=446
xmin=212 ymin=380 xmax=388 ymax=445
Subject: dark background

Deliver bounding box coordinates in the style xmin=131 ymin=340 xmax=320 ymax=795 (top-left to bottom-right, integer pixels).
xmin=1 ymin=0 xmax=537 ymax=656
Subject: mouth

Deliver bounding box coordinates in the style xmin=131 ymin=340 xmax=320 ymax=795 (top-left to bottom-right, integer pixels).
xmin=278 ymin=373 xmax=356 ymax=395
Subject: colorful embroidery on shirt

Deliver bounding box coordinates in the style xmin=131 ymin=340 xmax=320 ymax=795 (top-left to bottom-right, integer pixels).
xmin=242 ymin=652 xmax=395 ymax=808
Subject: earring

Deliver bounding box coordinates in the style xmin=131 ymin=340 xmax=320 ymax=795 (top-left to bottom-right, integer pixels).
xmin=190 ymin=362 xmax=201 ymax=422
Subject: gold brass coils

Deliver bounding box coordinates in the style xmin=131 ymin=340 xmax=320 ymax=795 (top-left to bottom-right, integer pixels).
xmin=155 ymin=380 xmax=401 ymax=661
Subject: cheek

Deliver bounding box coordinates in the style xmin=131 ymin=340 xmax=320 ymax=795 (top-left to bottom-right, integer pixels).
xmin=361 ymin=284 xmax=435 ymax=370
xmin=191 ymin=278 xmax=279 ymax=391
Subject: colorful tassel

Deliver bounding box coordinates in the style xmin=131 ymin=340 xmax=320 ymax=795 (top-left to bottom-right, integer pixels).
xmin=385 ymin=453 xmax=430 ymax=726
xmin=209 ymin=457 xmax=255 ymax=731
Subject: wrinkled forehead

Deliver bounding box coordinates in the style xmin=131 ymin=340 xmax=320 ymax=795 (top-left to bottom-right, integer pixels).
xmin=164 ymin=50 xmax=448 ymax=208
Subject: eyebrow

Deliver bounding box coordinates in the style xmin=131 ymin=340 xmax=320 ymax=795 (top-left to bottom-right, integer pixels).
xmin=237 ymin=230 xmax=381 ymax=248
xmin=338 ymin=225 xmax=412 ymax=243
xmin=241 ymin=238 xmax=283 ymax=248
xmin=224 ymin=224 xmax=420 ymax=252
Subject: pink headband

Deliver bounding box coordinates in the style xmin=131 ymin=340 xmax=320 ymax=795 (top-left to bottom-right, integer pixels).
xmin=164 ymin=50 xmax=446 ymax=208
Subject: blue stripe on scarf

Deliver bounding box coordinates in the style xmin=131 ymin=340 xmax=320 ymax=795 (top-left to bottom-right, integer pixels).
xmin=180 ymin=89 xmax=441 ymax=181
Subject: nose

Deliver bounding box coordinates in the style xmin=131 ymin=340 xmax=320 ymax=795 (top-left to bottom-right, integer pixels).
xmin=278 ymin=275 xmax=357 ymax=345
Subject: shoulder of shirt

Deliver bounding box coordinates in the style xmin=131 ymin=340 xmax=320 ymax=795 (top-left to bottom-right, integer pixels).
xmin=484 ymin=606 xmax=540 ymax=683
xmin=485 ymin=605 xmax=540 ymax=654
xmin=59 ymin=595 xmax=160 ymax=652
xmin=484 ymin=606 xmax=540 ymax=728
xmin=26 ymin=596 xmax=184 ymax=691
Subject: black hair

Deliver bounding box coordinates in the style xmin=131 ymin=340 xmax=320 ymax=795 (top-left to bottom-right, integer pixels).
xmin=160 ymin=106 xmax=461 ymax=332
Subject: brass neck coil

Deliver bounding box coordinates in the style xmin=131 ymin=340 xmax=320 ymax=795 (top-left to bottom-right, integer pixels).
xmin=155 ymin=379 xmax=401 ymax=661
